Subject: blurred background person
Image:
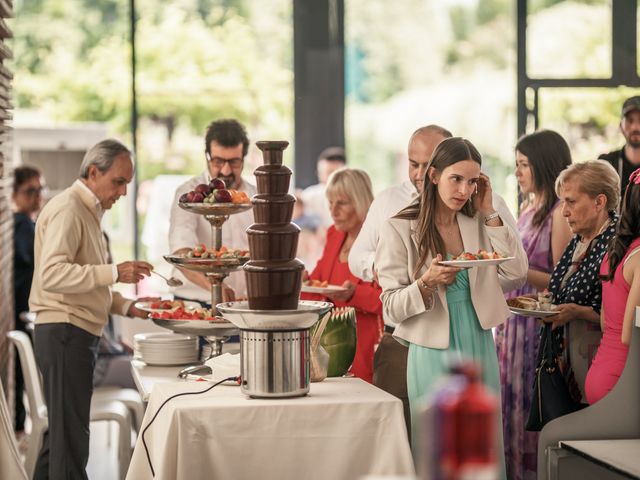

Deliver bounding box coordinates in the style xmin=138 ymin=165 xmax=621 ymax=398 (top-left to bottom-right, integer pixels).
xmin=546 ymin=160 xmax=620 ymax=404
xmin=291 ymin=188 xmax=324 ymax=271
xmin=301 ymin=167 xmax=383 ymax=383
xmin=11 ymin=165 xmax=44 ymax=436
xmin=494 ymin=130 xmax=572 ymax=479
xmin=599 ymin=96 xmax=640 ymax=195
xmin=586 ymin=168 xmax=640 ymax=404
xmin=375 ymin=137 xmax=527 ymax=474
xmin=301 ymin=146 xmax=347 ymax=230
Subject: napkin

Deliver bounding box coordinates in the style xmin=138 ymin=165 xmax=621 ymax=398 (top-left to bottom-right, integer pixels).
xmin=203 ymin=353 xmax=241 ymax=383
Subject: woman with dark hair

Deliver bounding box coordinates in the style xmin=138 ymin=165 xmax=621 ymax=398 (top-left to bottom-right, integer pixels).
xmin=375 ymin=137 xmax=527 ymax=474
xmin=494 ymin=129 xmax=572 ymax=479
xmin=12 ymin=165 xmax=44 ymax=434
xmin=585 ymin=168 xmax=640 ymax=404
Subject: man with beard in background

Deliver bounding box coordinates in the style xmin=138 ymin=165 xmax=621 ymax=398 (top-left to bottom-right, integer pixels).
xmin=169 ymin=119 xmax=256 ymax=304
xmin=599 ymin=95 xmax=640 ymax=195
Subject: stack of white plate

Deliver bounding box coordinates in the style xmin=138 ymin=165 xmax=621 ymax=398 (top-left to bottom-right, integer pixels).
xmin=134 ymin=332 xmax=199 ymax=366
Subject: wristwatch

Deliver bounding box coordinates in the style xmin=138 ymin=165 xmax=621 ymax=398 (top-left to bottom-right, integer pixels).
xmin=484 ymin=211 xmax=500 ymax=224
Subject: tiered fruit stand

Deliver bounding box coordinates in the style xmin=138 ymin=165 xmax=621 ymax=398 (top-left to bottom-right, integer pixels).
xmin=152 ymin=201 xmax=252 ymax=359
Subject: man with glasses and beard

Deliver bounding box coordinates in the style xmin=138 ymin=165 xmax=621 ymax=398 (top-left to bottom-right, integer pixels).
xmin=169 ymin=119 xmax=256 ymax=303
xmin=599 ymin=95 xmax=640 ymax=195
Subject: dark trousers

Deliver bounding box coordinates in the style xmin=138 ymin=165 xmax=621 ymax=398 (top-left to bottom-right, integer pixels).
xmin=372 ymin=332 xmax=411 ymax=440
xmin=33 ymin=323 xmax=100 ymax=480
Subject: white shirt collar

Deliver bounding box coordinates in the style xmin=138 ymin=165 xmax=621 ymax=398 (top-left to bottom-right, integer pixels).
xmin=402 ymin=179 xmax=419 ymax=199
xmin=74 ymin=179 xmax=105 ymax=220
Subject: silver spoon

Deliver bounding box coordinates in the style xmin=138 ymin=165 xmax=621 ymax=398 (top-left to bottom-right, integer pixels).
xmin=152 ymin=270 xmax=183 ymax=287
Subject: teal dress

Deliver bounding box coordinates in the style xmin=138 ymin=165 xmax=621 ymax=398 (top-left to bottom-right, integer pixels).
xmin=407 ymin=268 xmax=506 ymax=477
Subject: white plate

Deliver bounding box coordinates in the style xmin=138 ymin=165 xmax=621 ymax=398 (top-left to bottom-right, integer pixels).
xmin=300 ymin=284 xmax=348 ymax=294
xmin=133 ymin=332 xmax=197 ymax=344
xmin=509 ymin=306 xmax=557 ymax=318
xmin=134 ymin=300 xmax=201 ymax=313
xmin=438 ymin=256 xmax=515 ymax=268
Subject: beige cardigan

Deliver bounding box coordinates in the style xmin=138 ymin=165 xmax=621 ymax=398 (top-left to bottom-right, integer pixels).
xmin=375 ymin=212 xmax=528 ymax=349
xmin=29 ymin=182 xmax=129 ymax=337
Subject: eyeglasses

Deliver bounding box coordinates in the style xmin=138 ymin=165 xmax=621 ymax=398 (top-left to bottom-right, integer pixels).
xmin=206 ymin=153 xmax=243 ymax=169
xmin=19 ymin=186 xmax=45 ymax=197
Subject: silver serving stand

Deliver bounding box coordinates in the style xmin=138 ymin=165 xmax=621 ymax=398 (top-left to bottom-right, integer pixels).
xmin=154 ymin=202 xmax=252 ymax=361
xmin=217 ymin=300 xmax=333 ymax=398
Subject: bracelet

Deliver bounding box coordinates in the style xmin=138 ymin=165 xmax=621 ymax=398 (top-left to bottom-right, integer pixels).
xmin=484 ymin=211 xmax=500 ymax=223
xmin=418 ymin=278 xmax=435 ymax=290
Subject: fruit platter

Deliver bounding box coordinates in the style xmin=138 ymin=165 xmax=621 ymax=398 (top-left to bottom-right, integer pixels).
xmin=178 ymin=178 xmax=251 ymax=217
xmin=164 ymin=245 xmax=251 ymax=273
xmin=150 ymin=306 xmax=240 ymax=356
xmin=134 ymin=299 xmax=201 ymax=313
xmin=439 ymin=250 xmax=514 ymax=268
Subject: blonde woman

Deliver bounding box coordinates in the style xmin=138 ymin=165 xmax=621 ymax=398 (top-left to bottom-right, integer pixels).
xmin=301 ymin=167 xmax=383 ymax=382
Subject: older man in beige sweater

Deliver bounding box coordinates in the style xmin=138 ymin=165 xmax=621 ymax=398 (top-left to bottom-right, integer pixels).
xmin=29 ymin=139 xmax=152 ymax=480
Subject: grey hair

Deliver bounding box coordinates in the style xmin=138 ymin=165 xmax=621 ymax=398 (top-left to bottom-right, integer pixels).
xmin=555 ymin=159 xmax=620 ymax=211
xmin=79 ymin=139 xmax=132 ymax=179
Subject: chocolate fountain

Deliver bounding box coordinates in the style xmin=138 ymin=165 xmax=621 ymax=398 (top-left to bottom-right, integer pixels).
xmin=217 ymin=141 xmax=331 ymax=398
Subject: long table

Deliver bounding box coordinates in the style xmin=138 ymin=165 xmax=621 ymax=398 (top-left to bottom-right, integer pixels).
xmin=127 ymin=362 xmax=415 ymax=479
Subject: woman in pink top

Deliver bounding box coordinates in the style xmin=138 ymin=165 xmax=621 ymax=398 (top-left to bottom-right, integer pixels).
xmin=585 ymin=168 xmax=640 ymax=404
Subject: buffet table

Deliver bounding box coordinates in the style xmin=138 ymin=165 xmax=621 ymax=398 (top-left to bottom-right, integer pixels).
xmin=126 ymin=364 xmax=415 ymax=480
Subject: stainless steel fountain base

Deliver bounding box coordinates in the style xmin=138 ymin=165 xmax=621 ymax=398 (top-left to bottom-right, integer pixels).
xmin=240 ymin=329 xmax=310 ymax=398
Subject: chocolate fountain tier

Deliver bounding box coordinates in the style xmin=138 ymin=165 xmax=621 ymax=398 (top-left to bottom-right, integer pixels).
xmin=255 ymin=141 xmax=289 ymax=165
xmin=244 ymin=259 xmax=305 ymax=310
xmin=252 ymin=193 xmax=295 ymax=224
xmin=246 ymin=223 xmax=299 ymax=262
xmin=254 ymin=164 xmax=292 ymax=195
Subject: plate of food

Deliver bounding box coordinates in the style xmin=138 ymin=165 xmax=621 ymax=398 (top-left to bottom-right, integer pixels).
xmin=164 ymin=245 xmax=251 ymax=272
xmin=300 ymin=280 xmax=348 ymax=295
xmin=134 ymin=299 xmax=201 ymax=313
xmin=438 ymin=250 xmax=515 ymax=268
xmin=507 ymin=294 xmax=557 ymax=318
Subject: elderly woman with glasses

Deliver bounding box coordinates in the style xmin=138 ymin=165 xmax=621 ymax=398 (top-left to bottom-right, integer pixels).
xmin=545 ymin=160 xmax=620 ymax=403
xmin=301 ymin=167 xmax=383 ymax=383
xmin=12 ymin=165 xmax=45 ymax=435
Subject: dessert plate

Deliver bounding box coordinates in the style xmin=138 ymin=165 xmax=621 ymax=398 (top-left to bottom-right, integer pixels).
xmin=438 ymin=256 xmax=515 ymax=268
xmin=300 ymin=283 xmax=348 ymax=294
xmin=134 ymin=300 xmax=201 ymax=313
xmin=508 ymin=306 xmax=557 ymax=318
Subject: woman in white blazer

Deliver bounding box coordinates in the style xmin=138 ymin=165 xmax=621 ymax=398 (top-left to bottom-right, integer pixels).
xmin=375 ymin=137 xmax=527 ymax=472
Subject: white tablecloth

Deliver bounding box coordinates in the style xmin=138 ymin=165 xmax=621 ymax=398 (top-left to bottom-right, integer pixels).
xmin=126 ymin=375 xmax=414 ymax=480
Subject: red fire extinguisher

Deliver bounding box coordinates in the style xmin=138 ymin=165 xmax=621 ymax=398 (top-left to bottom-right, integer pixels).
xmin=421 ymin=362 xmax=499 ymax=480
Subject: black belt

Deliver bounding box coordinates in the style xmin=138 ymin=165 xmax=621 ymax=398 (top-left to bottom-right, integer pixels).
xmin=384 ymin=325 xmax=395 ymax=334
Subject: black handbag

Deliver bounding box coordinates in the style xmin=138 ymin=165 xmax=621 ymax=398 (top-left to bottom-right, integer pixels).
xmin=525 ymin=323 xmax=582 ymax=431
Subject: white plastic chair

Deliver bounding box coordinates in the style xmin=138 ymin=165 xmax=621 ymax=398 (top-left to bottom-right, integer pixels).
xmin=0 ymin=379 xmax=29 ymax=480
xmin=8 ymin=330 xmax=134 ymax=480
xmin=94 ymin=386 xmax=144 ymax=433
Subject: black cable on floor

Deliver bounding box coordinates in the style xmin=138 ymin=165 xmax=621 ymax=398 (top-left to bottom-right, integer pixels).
xmin=141 ymin=376 xmax=239 ymax=477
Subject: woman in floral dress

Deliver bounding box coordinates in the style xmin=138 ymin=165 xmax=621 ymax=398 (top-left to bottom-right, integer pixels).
xmin=495 ymin=130 xmax=572 ymax=479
